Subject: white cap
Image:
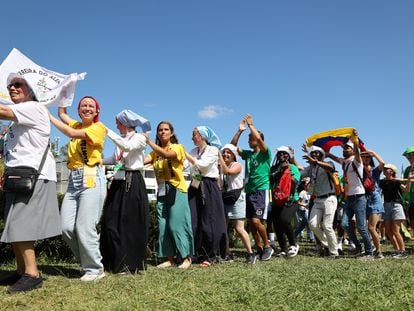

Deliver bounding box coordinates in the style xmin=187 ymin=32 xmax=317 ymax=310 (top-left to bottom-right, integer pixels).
xmin=221 ymin=143 xmax=238 ymax=160
xmin=342 ymin=140 xmax=354 ymax=149
xmin=384 ymin=163 xmax=397 ymax=175
xmin=308 ymin=145 xmax=326 ymax=158
xmin=276 ymin=145 xmax=293 ymax=158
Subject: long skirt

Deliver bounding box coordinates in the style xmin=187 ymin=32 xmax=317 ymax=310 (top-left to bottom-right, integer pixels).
xmin=100 ymin=171 xmax=149 ymax=272
xmin=188 ymin=177 xmax=227 ymax=262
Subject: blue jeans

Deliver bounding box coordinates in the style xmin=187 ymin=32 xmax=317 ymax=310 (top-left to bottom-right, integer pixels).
xmin=61 ymin=166 xmax=107 ymax=275
xmin=341 ymin=194 xmax=373 ymax=254
xmin=294 ymin=208 xmax=314 ymax=241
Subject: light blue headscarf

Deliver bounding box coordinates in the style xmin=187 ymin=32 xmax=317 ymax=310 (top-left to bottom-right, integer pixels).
xmin=116 ymin=109 xmax=151 ymax=133
xmin=197 ymin=126 xmax=222 ymax=149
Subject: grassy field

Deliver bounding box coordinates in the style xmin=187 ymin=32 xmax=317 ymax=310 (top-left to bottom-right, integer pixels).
xmin=1 ymin=242 xmax=414 ymax=311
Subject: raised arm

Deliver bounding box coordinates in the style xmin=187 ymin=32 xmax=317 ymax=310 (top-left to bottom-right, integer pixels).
xmin=230 ymin=118 xmax=247 ymax=147
xmin=245 ymin=114 xmax=267 ymax=152
xmin=57 ymin=107 xmax=72 ymax=125
xmin=49 ymin=112 xmax=90 ymax=140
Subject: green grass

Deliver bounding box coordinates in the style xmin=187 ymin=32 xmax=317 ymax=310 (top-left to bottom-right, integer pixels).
xmin=1 ymin=243 xmax=414 ymax=311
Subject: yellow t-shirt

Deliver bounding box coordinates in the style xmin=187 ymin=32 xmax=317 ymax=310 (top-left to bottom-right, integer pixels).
xmin=149 ymin=143 xmax=187 ymax=193
xmin=67 ymin=120 xmax=106 ymax=169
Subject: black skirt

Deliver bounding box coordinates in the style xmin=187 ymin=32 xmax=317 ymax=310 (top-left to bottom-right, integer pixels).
xmin=100 ymin=171 xmax=149 ymax=272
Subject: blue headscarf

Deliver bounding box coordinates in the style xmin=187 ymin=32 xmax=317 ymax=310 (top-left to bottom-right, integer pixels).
xmin=116 ymin=109 xmax=151 ymax=133
xmin=196 ymin=126 xmax=222 ymax=149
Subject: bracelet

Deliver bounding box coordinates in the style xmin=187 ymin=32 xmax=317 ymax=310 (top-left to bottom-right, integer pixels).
xmin=248 ymin=123 xmax=254 ymax=127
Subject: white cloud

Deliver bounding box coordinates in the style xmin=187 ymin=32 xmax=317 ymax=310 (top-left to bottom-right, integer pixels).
xmin=198 ymin=105 xmax=233 ymax=119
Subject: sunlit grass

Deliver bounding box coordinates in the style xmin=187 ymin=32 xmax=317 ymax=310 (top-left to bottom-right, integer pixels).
xmin=1 ymin=242 xmax=414 ymax=311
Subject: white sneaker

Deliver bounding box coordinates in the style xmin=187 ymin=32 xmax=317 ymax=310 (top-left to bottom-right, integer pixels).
xmin=80 ymin=271 xmax=106 ymax=282
xmin=287 ymin=244 xmax=299 ymax=257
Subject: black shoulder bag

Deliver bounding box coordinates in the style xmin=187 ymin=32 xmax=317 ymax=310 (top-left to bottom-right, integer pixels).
xmin=2 ymin=144 xmax=50 ymax=194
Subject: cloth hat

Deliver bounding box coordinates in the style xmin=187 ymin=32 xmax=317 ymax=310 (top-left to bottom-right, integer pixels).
xmin=403 ymin=146 xmax=414 ymax=157
xmin=77 ymin=96 xmax=100 ymax=123
xmin=384 ymin=163 xmax=398 ymax=175
xmin=7 ymin=73 xmax=38 ymax=101
xmin=308 ymin=145 xmax=325 ymax=158
xmin=276 ymin=145 xmax=293 ymax=158
xmin=116 ymin=109 xmax=151 ymax=132
xmin=221 ymin=143 xmax=238 ymax=161
xmin=197 ymin=126 xmax=222 ymax=149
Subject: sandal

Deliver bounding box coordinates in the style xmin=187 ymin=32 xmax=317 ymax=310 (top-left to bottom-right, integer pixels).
xmin=157 ymin=260 xmax=173 ymax=268
xmin=199 ymin=261 xmax=211 ymax=268
xmin=178 ymin=258 xmax=192 ymax=269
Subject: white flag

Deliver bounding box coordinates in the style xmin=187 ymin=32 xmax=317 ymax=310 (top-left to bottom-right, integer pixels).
xmin=0 ymin=48 xmax=86 ymax=107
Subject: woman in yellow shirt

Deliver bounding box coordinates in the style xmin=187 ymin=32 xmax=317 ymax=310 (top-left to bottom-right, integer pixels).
xmin=144 ymin=121 xmax=194 ymax=269
xmin=49 ymin=96 xmax=107 ymax=281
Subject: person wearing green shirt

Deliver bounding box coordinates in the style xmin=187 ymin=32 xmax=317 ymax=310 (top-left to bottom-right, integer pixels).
xmin=230 ymin=114 xmax=273 ymax=261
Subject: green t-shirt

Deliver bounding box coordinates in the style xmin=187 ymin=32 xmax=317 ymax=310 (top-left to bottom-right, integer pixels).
xmin=403 ymin=167 xmax=414 ymax=203
xmin=241 ymin=147 xmax=272 ymax=193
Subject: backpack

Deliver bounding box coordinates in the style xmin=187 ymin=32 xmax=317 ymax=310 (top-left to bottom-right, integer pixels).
xmin=271 ymin=166 xmax=292 ymax=205
xmin=349 ymin=162 xmax=375 ymax=194
xmin=327 ymin=172 xmax=343 ymax=196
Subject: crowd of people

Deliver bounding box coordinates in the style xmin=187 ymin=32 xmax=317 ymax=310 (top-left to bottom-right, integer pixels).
xmin=1 ymin=74 xmax=414 ymax=294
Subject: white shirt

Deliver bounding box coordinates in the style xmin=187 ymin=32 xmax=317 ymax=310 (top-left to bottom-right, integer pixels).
xmin=222 ymin=162 xmax=244 ymax=190
xmin=103 ymin=129 xmax=147 ymax=170
xmin=5 ymin=101 xmax=56 ymax=181
xmin=189 ymin=144 xmax=220 ymax=178
xmin=341 ymin=156 xmax=365 ymax=196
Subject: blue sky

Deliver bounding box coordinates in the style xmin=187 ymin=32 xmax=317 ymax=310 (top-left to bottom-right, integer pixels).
xmin=1 ymin=1 xmax=413 ymax=174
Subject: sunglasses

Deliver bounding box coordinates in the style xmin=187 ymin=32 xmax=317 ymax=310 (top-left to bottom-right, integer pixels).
xmin=7 ymin=81 xmax=26 ymax=90
xmin=406 ymin=152 xmax=414 ymax=156
xmin=278 ymin=151 xmax=289 ymax=157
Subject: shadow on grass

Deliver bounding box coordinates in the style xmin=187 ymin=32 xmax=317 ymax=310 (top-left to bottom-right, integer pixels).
xmin=38 ymin=264 xmax=80 ymax=279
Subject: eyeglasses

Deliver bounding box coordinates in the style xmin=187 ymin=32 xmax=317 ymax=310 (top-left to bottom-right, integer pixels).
xmin=7 ymin=81 xmax=25 ymax=90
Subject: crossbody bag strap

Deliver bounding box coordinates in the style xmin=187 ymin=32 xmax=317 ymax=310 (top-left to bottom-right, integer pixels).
xmin=37 ymin=142 xmax=50 ymax=176
xmin=351 ymin=161 xmax=364 ymax=184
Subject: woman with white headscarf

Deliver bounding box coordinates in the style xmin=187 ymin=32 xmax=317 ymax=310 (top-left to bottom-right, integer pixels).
xmin=100 ymin=109 xmax=150 ymax=273
xmin=0 ymin=74 xmax=60 ymax=293
xmin=186 ymin=126 xmax=227 ymax=267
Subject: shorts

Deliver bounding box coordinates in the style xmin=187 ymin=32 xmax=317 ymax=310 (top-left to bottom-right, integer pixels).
xmin=383 ymin=202 xmax=406 ymax=221
xmin=225 ymin=192 xmax=246 ymax=220
xmin=366 ymin=192 xmax=384 ymax=216
xmin=246 ymin=190 xmax=269 ymax=220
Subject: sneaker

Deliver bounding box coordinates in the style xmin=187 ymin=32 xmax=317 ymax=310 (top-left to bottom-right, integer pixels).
xmin=245 ymin=253 xmax=257 ymax=265
xmin=358 ymin=253 xmax=375 ymax=261
xmin=7 ymin=273 xmax=43 ymax=294
xmin=374 ymin=251 xmax=384 ymax=260
xmin=260 ymin=246 xmax=274 ymax=261
xmin=80 ymin=271 xmax=106 ymax=282
xmin=287 ymin=244 xmax=299 ymax=257
xmin=277 ymin=251 xmax=287 ymax=258
xmin=392 ymin=251 xmax=408 ymax=259
xmin=349 ymin=245 xmax=362 ymax=256
xmin=0 ymin=272 xmax=22 ymax=286
xmin=343 ymin=238 xmax=349 ymax=246
xmin=221 ymin=255 xmax=234 ymax=263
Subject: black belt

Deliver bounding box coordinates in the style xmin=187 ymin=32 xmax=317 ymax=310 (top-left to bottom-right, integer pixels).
xmin=316 ymin=193 xmax=335 ymax=199
xmin=202 ymin=177 xmax=217 ymax=181
xmin=346 ymin=193 xmax=365 ymax=199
